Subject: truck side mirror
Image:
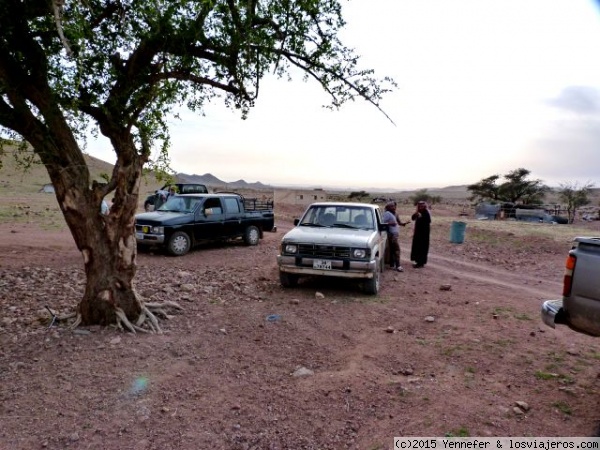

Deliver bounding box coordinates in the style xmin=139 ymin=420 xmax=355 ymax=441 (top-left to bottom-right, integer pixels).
xmin=294 ymin=218 xmax=300 ymax=226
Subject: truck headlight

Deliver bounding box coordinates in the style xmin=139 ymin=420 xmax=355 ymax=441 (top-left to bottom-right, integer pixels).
xmin=284 ymin=243 xmax=298 ymax=254
xmin=353 ymin=249 xmax=367 ymax=258
xmin=151 ymin=226 xmax=164 ymax=234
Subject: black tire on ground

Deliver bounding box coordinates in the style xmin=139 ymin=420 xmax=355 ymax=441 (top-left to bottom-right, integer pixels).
xmin=279 ymin=271 xmax=299 ymax=288
xmin=244 ymin=225 xmax=260 ymax=246
xmin=363 ymin=266 xmax=380 ymax=295
xmin=167 ymin=231 xmax=191 ymax=256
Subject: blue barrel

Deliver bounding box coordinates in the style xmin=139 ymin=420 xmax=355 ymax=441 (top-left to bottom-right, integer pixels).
xmin=450 ymin=221 xmax=467 ymax=244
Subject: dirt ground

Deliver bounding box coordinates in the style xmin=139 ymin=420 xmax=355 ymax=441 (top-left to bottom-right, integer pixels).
xmin=1 ymin=204 xmax=600 ymax=450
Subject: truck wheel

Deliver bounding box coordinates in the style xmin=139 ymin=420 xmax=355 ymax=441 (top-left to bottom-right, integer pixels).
xmin=167 ymin=231 xmax=191 ymax=256
xmin=363 ymin=266 xmax=380 ymax=295
xmin=244 ymin=226 xmax=260 ymax=246
xmin=279 ymin=271 xmax=299 ymax=288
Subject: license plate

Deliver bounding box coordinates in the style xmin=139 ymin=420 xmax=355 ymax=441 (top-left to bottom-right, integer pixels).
xmin=313 ymin=259 xmax=332 ymax=270
xmin=136 ymin=233 xmax=144 ymax=240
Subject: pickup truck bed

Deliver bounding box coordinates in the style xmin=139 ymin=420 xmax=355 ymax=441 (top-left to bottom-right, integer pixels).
xmin=541 ymin=236 xmax=600 ymax=336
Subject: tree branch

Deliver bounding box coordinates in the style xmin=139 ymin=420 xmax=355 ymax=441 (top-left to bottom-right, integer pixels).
xmin=257 ymin=45 xmax=396 ymax=125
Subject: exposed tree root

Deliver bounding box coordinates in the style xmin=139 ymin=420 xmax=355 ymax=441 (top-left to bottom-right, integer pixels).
xmin=47 ymin=295 xmax=183 ymax=334
xmin=69 ymin=313 xmax=82 ymax=330
xmin=145 ymin=300 xmax=184 ymax=311
xmin=115 ymin=307 xmax=140 ymax=333
xmin=114 ymin=300 xmax=184 ymax=334
xmin=46 ymin=306 xmax=79 ymax=329
xmin=58 ymin=312 xmax=77 ymax=320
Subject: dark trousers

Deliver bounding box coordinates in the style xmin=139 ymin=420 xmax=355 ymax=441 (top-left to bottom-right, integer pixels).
xmin=387 ymin=233 xmax=400 ymax=267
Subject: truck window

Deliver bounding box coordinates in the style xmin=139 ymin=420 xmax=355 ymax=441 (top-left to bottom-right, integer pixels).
xmin=184 ymin=197 xmax=202 ymax=212
xmin=182 ymin=185 xmax=208 ymax=194
xmin=203 ymin=198 xmax=223 ymax=215
xmin=223 ymin=197 xmax=241 ymax=213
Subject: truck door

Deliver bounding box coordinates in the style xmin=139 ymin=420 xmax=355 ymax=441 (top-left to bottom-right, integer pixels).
xmin=374 ymin=208 xmax=388 ymax=257
xmin=194 ymin=197 xmax=225 ymax=242
xmin=223 ymin=196 xmax=244 ymax=237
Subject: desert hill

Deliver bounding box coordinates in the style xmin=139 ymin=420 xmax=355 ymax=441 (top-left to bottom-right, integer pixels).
xmin=177 ymin=172 xmax=271 ymax=191
xmin=3 ymin=147 xmax=597 ymax=207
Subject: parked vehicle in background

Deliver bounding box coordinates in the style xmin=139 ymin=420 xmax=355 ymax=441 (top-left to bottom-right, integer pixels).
xmin=135 ymin=193 xmax=275 ymax=256
xmin=582 ymin=212 xmax=600 ymax=221
xmin=500 ymin=203 xmax=568 ymax=224
xmin=541 ymin=236 xmax=600 ymax=336
xmin=143 ymin=183 xmax=209 ymax=211
xmin=277 ymin=202 xmax=388 ymax=295
xmin=515 ymin=208 xmax=568 ymax=224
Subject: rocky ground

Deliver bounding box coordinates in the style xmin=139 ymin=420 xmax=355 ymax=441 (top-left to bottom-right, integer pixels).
xmin=1 ymin=205 xmax=599 ymax=450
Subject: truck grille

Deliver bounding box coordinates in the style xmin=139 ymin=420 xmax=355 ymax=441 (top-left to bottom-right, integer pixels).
xmin=298 ymin=244 xmax=351 ymax=259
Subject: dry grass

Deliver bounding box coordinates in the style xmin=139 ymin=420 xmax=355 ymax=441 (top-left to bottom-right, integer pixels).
xmin=434 ymin=215 xmax=600 ymax=244
xmin=3 ymin=145 xmax=600 ymax=241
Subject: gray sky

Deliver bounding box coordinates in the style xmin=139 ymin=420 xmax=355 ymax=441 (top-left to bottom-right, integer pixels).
xmin=87 ymin=0 xmax=600 ymax=190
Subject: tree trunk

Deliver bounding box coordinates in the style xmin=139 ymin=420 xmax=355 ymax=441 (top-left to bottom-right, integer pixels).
xmin=567 ymin=207 xmax=574 ymax=224
xmin=68 ymin=160 xmax=143 ymax=326
xmin=76 ymin=213 xmax=142 ymax=326
xmin=37 ymin=136 xmax=145 ymax=326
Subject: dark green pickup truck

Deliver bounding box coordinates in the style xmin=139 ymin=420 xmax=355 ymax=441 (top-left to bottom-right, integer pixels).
xmin=135 ymin=193 xmax=275 ymax=256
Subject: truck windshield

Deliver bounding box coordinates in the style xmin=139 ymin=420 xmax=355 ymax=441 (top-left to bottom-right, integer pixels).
xmin=299 ymin=205 xmax=375 ymax=230
xmin=157 ymin=196 xmax=202 ymax=213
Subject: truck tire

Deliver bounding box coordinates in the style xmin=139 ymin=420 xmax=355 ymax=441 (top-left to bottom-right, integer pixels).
xmin=363 ymin=266 xmax=380 ymax=295
xmin=279 ymin=271 xmax=299 ymax=288
xmin=167 ymin=231 xmax=191 ymax=256
xmin=244 ymin=226 xmax=260 ymax=246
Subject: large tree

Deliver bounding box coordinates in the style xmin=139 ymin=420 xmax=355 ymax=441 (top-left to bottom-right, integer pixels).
xmin=408 ymin=189 xmax=442 ymax=206
xmin=557 ymin=182 xmax=594 ymax=224
xmin=467 ymin=168 xmax=549 ymax=204
xmin=0 ymin=0 xmax=394 ymax=330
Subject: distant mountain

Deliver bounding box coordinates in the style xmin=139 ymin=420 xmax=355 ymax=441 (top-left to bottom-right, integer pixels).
xmin=176 ymin=173 xmax=472 ymax=197
xmin=177 ymin=172 xmax=272 ymax=190
xmin=177 ymin=172 xmax=222 ymax=185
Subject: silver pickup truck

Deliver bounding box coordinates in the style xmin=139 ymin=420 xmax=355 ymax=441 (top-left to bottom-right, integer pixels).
xmin=541 ymin=236 xmax=600 ymax=336
xmin=277 ymin=202 xmax=388 ymax=295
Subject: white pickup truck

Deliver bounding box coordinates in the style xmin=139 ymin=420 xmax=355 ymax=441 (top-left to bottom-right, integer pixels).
xmin=277 ymin=202 xmax=388 ymax=294
xmin=541 ymin=236 xmax=600 ymax=336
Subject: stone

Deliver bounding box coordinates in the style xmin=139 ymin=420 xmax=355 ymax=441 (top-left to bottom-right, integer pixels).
xmin=292 ymin=366 xmax=314 ymax=377
xmin=515 ymin=400 xmax=529 ymax=411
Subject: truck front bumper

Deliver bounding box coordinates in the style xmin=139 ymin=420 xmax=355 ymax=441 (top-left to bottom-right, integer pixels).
xmin=277 ymin=255 xmax=377 ymax=279
xmin=135 ymin=232 xmax=165 ymax=244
